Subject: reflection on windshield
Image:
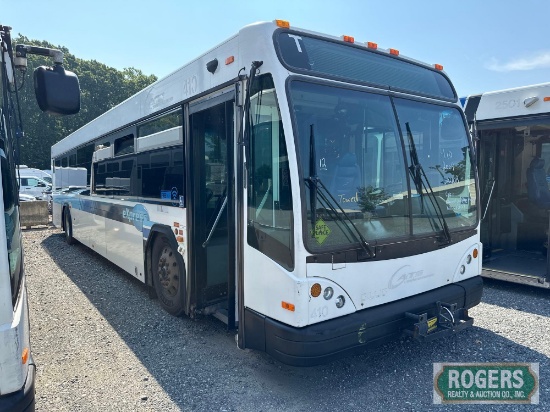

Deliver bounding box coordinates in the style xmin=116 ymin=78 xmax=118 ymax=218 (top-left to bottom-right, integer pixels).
xmin=290 ymin=81 xmax=477 ymax=251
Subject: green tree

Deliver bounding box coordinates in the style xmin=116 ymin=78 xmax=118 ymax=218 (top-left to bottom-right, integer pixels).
xmin=13 ymin=35 xmax=157 ymax=170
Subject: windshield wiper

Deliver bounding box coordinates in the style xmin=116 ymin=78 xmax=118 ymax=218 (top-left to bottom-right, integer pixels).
xmin=405 ymin=122 xmax=451 ymax=244
xmin=306 ymin=124 xmax=375 ymax=258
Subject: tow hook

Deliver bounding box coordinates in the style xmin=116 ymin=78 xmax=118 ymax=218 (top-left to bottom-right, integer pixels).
xmin=403 ymin=301 xmax=473 ymax=341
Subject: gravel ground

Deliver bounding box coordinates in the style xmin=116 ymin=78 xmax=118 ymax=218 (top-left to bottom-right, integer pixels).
xmin=23 ymin=226 xmax=550 ymax=412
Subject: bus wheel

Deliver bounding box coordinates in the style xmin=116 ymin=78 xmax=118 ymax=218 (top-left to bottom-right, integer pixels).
xmin=63 ymin=208 xmax=75 ymax=245
xmin=152 ymin=236 xmax=185 ymax=316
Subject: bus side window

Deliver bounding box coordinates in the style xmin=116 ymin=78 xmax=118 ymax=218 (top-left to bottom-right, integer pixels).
xmin=247 ymin=74 xmax=294 ymax=271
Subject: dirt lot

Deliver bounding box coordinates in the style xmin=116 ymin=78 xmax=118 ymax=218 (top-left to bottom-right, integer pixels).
xmin=23 ymin=227 xmax=550 ymax=411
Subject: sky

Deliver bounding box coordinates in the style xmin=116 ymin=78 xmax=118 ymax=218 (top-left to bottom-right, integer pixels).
xmin=2 ymin=0 xmax=550 ymax=98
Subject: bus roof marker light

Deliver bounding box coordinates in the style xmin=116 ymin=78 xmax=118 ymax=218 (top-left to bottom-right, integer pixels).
xmin=434 ymin=64 xmax=444 ymax=71
xmin=275 ymin=19 xmax=290 ymax=28
xmin=544 ymin=97 xmax=550 ymax=102
xmin=342 ymin=35 xmax=355 ymax=43
xmin=389 ymin=48 xmax=399 ymax=56
xmin=225 ymin=56 xmax=235 ymax=65
xmin=282 ymin=301 xmax=295 ymax=311
xmin=367 ymin=41 xmax=378 ymax=50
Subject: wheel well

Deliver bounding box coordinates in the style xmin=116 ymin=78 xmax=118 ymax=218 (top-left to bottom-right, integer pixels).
xmin=144 ymin=225 xmax=180 ymax=288
xmin=61 ymin=205 xmax=68 ymax=231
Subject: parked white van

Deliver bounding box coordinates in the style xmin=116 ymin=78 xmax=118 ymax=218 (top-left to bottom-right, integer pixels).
xmin=16 ymin=166 xmax=52 ymax=184
xmin=18 ymin=176 xmax=51 ymax=200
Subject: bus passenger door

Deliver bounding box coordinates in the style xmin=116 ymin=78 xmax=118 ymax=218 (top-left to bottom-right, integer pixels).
xmin=188 ymin=93 xmax=235 ymax=324
xmin=478 ymin=132 xmax=497 ymax=257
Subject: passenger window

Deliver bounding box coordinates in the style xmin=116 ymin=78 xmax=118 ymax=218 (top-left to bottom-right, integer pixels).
xmin=138 ymin=110 xmax=183 ymax=137
xmin=114 ymin=134 xmax=134 ymax=156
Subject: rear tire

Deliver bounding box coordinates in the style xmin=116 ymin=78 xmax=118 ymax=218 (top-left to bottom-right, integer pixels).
xmin=63 ymin=208 xmax=75 ymax=245
xmin=152 ymin=235 xmax=186 ymax=316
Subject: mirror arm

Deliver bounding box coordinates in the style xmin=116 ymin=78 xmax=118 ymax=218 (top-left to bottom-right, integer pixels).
xmin=15 ymin=45 xmax=64 ymax=71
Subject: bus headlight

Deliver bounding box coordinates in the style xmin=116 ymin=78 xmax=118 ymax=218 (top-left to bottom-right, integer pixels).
xmin=335 ymin=295 xmax=345 ymax=308
xmin=323 ymin=287 xmax=334 ymax=300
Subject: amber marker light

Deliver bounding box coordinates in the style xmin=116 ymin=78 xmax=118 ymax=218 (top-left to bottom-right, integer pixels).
xmin=342 ymin=35 xmax=355 ymax=43
xmin=434 ymin=64 xmax=444 ymax=71
xmin=22 ymin=348 xmax=29 ymax=364
xmin=367 ymin=41 xmax=378 ymax=49
xmin=176 ymin=236 xmax=184 ymax=242
xmin=310 ymin=283 xmax=322 ymax=297
xmin=544 ymin=97 xmax=550 ymax=102
xmin=473 ymin=248 xmax=479 ymax=259
xmin=282 ymin=301 xmax=295 ymax=311
xmin=225 ymin=56 xmax=235 ymax=65
xmin=389 ymin=48 xmax=399 ymax=56
xmin=275 ymin=19 xmax=290 ymax=28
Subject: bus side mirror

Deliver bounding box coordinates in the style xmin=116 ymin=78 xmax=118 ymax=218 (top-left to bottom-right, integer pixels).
xmin=34 ymin=64 xmax=80 ymax=115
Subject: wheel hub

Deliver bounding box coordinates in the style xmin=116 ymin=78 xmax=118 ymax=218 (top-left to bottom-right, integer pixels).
xmin=157 ymin=246 xmax=179 ymax=297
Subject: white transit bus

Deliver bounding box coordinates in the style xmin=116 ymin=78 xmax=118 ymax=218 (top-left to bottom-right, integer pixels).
xmin=52 ymin=20 xmax=483 ymax=365
xmin=1 ymin=24 xmax=79 ymax=410
xmin=464 ymin=83 xmax=550 ymax=289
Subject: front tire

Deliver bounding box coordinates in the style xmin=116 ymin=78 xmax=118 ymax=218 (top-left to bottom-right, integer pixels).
xmin=152 ymin=235 xmax=186 ymax=316
xmin=63 ymin=208 xmax=75 ymax=245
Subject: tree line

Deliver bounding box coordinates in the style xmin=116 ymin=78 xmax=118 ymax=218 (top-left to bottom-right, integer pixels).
xmin=14 ymin=35 xmax=158 ymax=170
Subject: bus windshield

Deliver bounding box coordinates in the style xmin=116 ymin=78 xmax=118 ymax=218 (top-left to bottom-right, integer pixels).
xmin=290 ymin=80 xmax=477 ymax=252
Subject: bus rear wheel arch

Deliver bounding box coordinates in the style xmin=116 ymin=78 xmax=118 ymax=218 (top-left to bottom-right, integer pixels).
xmin=151 ymin=234 xmax=186 ymax=316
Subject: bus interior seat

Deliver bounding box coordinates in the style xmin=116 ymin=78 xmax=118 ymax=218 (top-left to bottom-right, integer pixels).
xmin=526 ymin=157 xmax=550 ymax=209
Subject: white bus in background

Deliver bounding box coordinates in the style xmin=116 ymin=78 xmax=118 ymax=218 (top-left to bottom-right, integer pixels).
xmin=464 ymin=83 xmax=550 ymax=288
xmin=0 ymin=24 xmax=80 ymax=411
xmin=52 ymin=20 xmax=483 ymax=366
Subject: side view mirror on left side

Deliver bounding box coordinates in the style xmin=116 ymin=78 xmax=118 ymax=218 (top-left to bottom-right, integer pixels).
xmin=34 ymin=64 xmax=80 ymax=115
xmin=15 ymin=44 xmax=80 ymax=116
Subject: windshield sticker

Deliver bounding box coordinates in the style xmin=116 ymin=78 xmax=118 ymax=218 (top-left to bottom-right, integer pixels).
xmin=311 ymin=218 xmax=331 ymax=245
xmin=446 ymin=195 xmax=470 ymax=214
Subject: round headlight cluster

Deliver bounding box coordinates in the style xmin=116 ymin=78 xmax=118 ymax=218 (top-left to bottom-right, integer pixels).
xmin=310 ymin=283 xmax=346 ymax=308
xmin=460 ymin=248 xmax=478 ymax=275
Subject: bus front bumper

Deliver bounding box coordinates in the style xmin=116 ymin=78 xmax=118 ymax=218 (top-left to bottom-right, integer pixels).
xmin=244 ymin=276 xmax=483 ymax=366
xmin=0 ymin=358 xmax=36 ymax=412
